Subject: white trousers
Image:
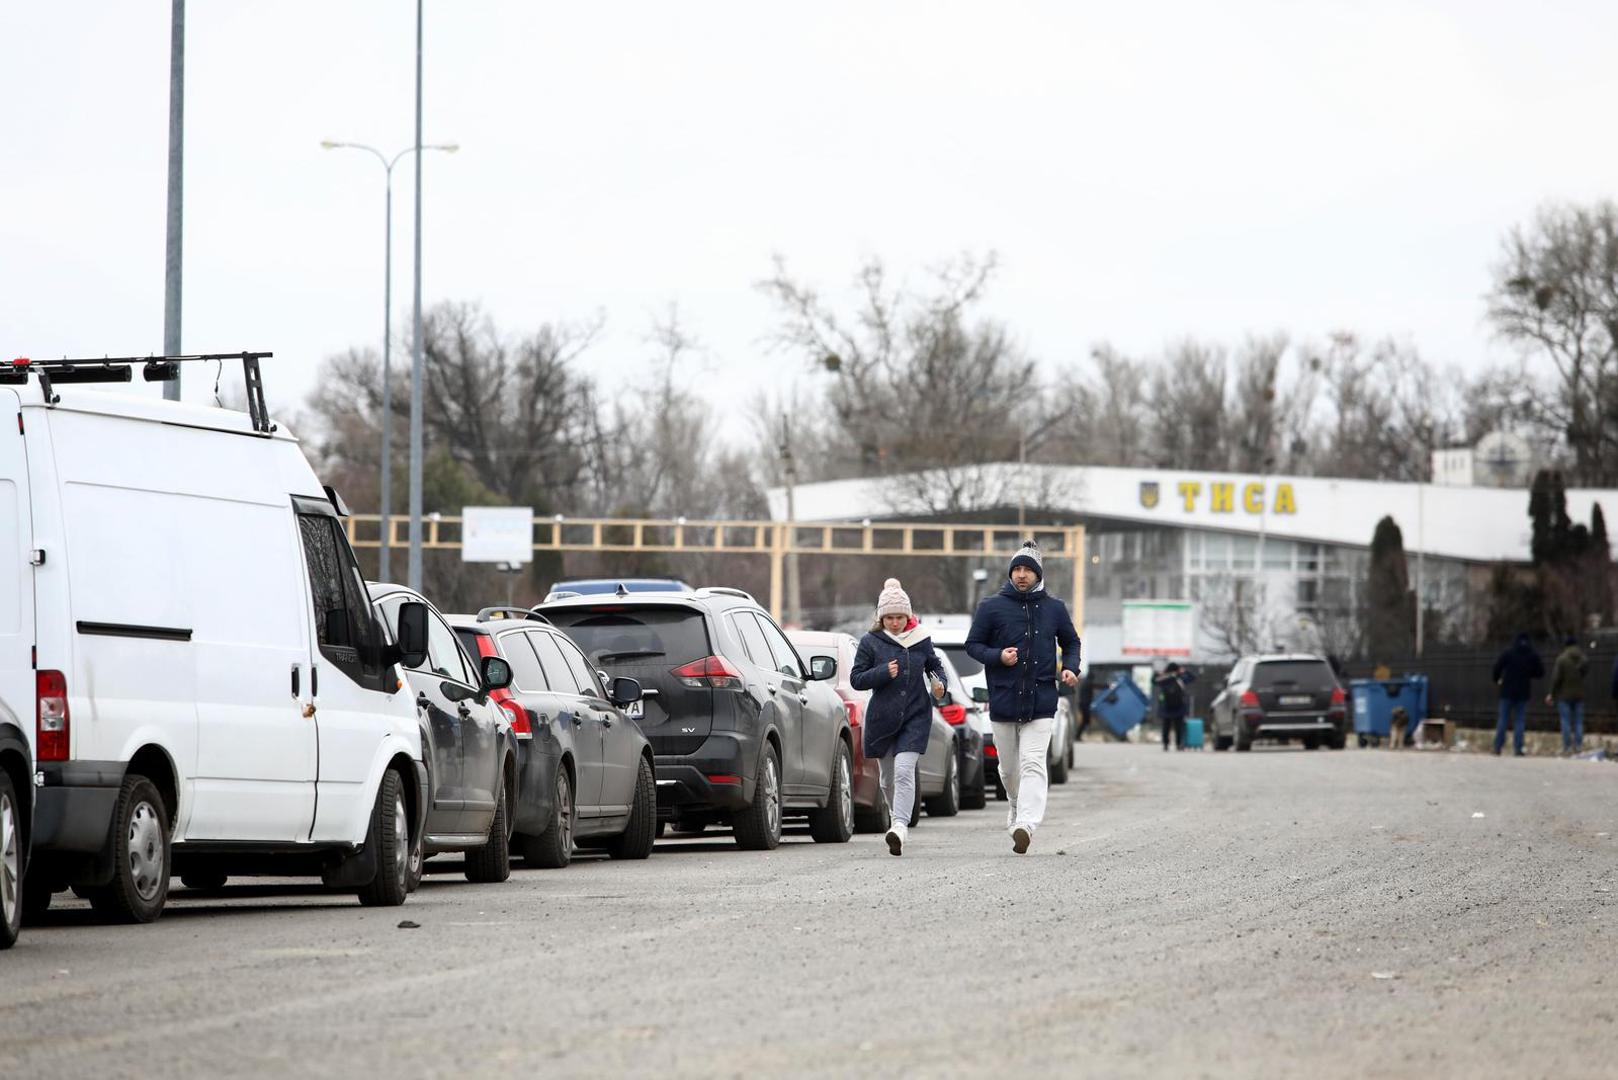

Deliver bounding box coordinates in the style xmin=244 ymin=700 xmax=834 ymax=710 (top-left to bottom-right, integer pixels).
xmin=991 ymin=716 xmax=1053 ymax=833
xmin=879 ymin=751 xmax=920 ymax=828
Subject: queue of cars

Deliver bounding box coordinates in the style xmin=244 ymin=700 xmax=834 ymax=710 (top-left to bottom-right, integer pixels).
xmin=0 ymin=358 xmax=1063 ymax=953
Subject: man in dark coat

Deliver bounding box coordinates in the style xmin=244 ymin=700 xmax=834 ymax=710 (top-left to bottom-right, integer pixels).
xmin=1546 ymin=634 xmax=1588 ymax=754
xmin=1154 ymin=662 xmax=1196 ymax=751
xmin=1491 ymin=632 xmax=1545 ymax=757
xmin=965 ymin=540 xmax=1081 ymax=854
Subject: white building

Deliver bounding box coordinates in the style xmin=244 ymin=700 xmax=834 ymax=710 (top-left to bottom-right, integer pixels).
xmin=768 ymin=463 xmax=1617 ymax=663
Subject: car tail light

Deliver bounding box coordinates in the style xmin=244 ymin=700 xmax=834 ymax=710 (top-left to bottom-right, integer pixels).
xmin=1330 ymin=686 xmax=1347 ymax=706
xmin=1239 ymin=690 xmax=1261 ymax=711
xmin=672 ymin=655 xmax=744 ymax=690
xmin=466 ymin=631 xmax=533 ymax=737
xmin=843 ymin=699 xmax=862 ymax=728
xmin=37 ymin=669 xmax=69 ymax=761
xmin=706 ymin=774 xmax=741 ymax=785
xmin=940 ymin=703 xmax=966 ymax=725
xmin=984 ymin=743 xmax=998 ymax=758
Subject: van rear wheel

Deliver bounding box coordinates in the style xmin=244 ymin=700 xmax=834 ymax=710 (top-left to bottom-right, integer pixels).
xmin=88 ymin=775 xmax=169 ymax=924
xmin=0 ymin=774 xmax=22 ymax=949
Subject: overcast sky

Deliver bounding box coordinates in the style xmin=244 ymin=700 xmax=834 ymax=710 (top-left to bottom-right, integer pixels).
xmin=4 ymin=2 xmax=1616 ymax=430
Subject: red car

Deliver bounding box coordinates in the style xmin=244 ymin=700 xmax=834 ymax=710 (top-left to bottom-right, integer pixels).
xmin=787 ymin=630 xmax=889 ymax=833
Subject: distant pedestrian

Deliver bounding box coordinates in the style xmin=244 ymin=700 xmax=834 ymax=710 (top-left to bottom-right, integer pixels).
xmin=965 ymin=540 xmax=1082 ymax=855
xmin=1491 ymin=632 xmax=1545 ymax=757
xmin=1154 ymin=663 xmax=1196 ymax=751
xmin=1546 ymin=634 xmax=1589 ymax=754
xmin=1076 ymin=671 xmax=1097 ymax=741
xmin=850 ymin=578 xmax=947 ymax=857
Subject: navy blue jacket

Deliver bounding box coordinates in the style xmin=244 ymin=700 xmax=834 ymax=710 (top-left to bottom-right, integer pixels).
xmin=850 ymin=629 xmax=947 ymax=758
xmin=964 ymin=582 xmax=1082 ymax=723
xmin=1491 ymin=634 xmax=1545 ymax=702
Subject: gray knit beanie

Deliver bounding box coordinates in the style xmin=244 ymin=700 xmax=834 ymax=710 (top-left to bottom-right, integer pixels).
xmin=876 ymin=577 xmax=912 ymax=619
xmin=1009 ymin=539 xmax=1043 ymax=581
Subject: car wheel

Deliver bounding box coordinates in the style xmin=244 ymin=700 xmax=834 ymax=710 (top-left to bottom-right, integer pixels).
xmin=522 ymin=766 xmax=574 ymax=869
xmin=1049 ymin=733 xmax=1070 ymax=785
xmin=604 ymin=757 xmax=657 ymax=860
xmin=1235 ymin=718 xmax=1254 ymax=752
xmin=1214 ymin=734 xmax=1232 ymax=751
xmin=1067 ymin=733 xmax=1075 ymax=771
xmin=960 ymin=758 xmax=988 ymax=811
xmin=180 ymin=871 xmax=228 ymax=893
xmin=87 ymin=774 xmax=169 ymax=924
xmin=733 ymin=745 xmax=782 ymax=851
xmin=925 ymin=752 xmax=960 ymax=817
xmin=0 ymin=773 xmax=21 ymax=949
xmin=357 ymin=768 xmax=411 ymax=907
xmin=809 ymin=742 xmax=855 ymax=844
xmin=465 ymin=771 xmax=513 ymax=883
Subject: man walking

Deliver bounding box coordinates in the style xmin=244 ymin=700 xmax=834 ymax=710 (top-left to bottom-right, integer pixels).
xmin=965 ymin=541 xmax=1081 ymax=855
xmin=1491 ymin=632 xmax=1544 ymax=757
xmin=1154 ymin=662 xmax=1195 ymax=751
xmin=1546 ymin=634 xmax=1588 ymax=754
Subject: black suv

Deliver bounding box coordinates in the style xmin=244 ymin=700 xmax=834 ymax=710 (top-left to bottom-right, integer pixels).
xmin=536 ymin=588 xmax=852 ymax=850
xmin=1210 ymin=653 xmax=1347 ymax=751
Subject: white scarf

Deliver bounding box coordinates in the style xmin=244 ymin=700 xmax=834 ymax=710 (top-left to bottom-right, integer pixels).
xmin=883 ymin=623 xmax=932 ymax=649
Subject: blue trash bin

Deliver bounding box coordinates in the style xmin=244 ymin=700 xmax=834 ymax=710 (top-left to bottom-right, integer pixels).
xmin=1094 ymin=676 xmax=1149 ymax=739
xmin=1351 ymin=676 xmax=1429 ymax=747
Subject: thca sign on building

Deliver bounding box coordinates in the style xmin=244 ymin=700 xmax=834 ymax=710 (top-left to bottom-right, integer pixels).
xmin=1142 ymin=479 xmax=1298 ymax=515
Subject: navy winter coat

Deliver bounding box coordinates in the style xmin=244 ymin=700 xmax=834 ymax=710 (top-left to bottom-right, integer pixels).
xmin=1491 ymin=634 xmax=1545 ymax=702
xmin=964 ymin=582 xmax=1082 ymax=723
xmin=850 ymin=629 xmax=947 ymax=758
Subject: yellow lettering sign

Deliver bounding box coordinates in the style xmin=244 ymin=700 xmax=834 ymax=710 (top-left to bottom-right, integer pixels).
xmin=1242 ymin=483 xmax=1263 ymax=513
xmin=1210 ymin=482 xmax=1234 ymax=513
xmin=1177 ymin=481 xmax=1201 ymax=512
xmin=1273 ymin=483 xmax=1296 ymax=514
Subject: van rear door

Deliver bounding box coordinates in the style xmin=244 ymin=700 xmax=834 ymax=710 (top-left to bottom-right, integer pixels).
xmin=0 ymin=390 xmax=33 ymax=745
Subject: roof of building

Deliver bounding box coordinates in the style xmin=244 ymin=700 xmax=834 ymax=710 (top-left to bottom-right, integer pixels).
xmin=767 ymin=463 xmax=1618 ymax=564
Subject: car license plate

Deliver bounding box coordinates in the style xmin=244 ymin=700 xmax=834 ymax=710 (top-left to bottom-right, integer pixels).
xmin=626 ymin=700 xmax=644 ymax=719
xmin=1279 ymin=694 xmax=1312 ymax=707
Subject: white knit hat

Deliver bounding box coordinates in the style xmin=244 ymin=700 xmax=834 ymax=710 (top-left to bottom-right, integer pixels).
xmin=876 ymin=577 xmax=912 ymax=619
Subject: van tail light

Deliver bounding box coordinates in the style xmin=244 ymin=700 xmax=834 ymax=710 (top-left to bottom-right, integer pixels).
xmin=843 ymin=699 xmax=862 ymax=728
xmin=672 ymin=655 xmax=744 ymax=690
xmin=37 ymin=669 xmax=69 ymax=761
xmin=1239 ymin=690 xmax=1261 ymax=712
xmin=940 ymin=703 xmax=967 ymax=725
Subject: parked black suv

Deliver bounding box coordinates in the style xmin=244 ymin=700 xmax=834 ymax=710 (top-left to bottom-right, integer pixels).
xmin=1210 ymin=653 xmax=1347 ymax=751
xmin=536 ymin=588 xmax=852 ymax=850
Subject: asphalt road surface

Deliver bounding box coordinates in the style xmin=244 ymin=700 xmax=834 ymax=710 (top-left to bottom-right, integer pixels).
xmin=4 ymin=743 xmax=1615 ymax=1079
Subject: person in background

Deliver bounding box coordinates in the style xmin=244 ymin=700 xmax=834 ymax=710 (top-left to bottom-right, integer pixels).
xmin=1076 ymin=671 xmax=1096 ymax=741
xmin=1154 ymin=662 xmax=1195 ymax=751
xmin=1546 ymin=634 xmax=1588 ymax=755
xmin=1491 ymin=631 xmax=1545 ymax=757
xmin=850 ymin=578 xmax=947 ymax=857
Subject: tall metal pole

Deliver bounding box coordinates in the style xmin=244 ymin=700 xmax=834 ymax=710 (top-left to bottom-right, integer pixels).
xmin=162 ymin=0 xmax=184 ymax=397
xmin=379 ymin=172 xmax=394 ymax=582
xmin=781 ymin=414 xmax=801 ymax=627
xmin=407 ymin=0 xmax=426 ymax=592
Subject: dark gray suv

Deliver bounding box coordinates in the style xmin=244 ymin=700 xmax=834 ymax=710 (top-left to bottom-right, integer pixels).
xmin=536 ymin=588 xmax=852 ymax=851
xmin=1210 ymin=653 xmax=1348 ymax=751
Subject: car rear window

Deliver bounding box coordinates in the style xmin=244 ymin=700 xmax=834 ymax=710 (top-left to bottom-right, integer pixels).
xmin=547 ymin=607 xmax=711 ymax=667
xmin=1252 ymin=660 xmax=1336 ymax=691
xmin=940 ymin=645 xmax=983 ymax=677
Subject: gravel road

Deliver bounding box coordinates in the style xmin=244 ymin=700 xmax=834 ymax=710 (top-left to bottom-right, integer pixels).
xmin=3 ymin=743 xmax=1614 ymax=1079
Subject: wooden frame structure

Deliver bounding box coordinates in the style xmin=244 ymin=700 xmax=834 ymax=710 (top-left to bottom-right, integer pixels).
xmin=345 ymin=514 xmax=1086 ymax=625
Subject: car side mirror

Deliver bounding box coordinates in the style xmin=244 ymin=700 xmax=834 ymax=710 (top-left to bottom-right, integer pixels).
xmin=481 ymin=655 xmax=513 ymax=693
xmin=609 ymin=676 xmax=643 ymax=707
xmin=394 ymin=601 xmax=429 ymax=669
xmin=971 ymin=685 xmax=990 ymax=704
xmin=808 ymin=654 xmax=837 ymax=681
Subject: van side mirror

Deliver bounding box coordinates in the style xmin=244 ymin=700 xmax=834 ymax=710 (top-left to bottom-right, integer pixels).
xmin=609 ymin=677 xmax=644 ymax=707
xmin=395 ymin=601 xmax=429 ymax=669
xmin=808 ymin=655 xmax=838 ymax=681
xmin=481 ymin=655 xmax=513 ymax=693
xmin=971 ymin=685 xmax=990 ymax=704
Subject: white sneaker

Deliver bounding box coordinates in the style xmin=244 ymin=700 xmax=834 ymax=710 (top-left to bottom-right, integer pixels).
xmin=885 ymin=822 xmax=906 ymax=856
xmin=1011 ymin=825 xmax=1032 ymax=855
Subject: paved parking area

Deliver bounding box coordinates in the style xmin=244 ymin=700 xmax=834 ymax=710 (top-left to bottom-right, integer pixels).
xmin=3 ymin=743 xmax=1615 ymax=1078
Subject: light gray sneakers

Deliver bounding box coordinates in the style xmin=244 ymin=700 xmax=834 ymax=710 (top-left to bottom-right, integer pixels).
xmin=885 ymin=822 xmax=907 ymax=856
xmin=1011 ymin=825 xmax=1032 ymax=855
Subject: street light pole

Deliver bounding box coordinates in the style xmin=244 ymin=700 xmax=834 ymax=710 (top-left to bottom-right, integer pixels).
xmin=321 ymin=139 xmax=457 ymax=582
xmin=162 ymin=0 xmax=184 ymax=399
xmin=408 ymin=0 xmax=427 ymax=593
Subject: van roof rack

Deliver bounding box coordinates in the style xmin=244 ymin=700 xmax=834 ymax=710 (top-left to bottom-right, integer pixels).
xmin=2 ymin=352 xmax=275 ymax=434
xmin=476 ymin=606 xmax=552 ymax=625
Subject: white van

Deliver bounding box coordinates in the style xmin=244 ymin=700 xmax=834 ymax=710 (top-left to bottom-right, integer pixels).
xmin=1 ymin=354 xmax=433 ymax=923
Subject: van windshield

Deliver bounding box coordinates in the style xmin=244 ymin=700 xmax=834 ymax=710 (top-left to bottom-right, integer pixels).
xmin=547 ymin=607 xmax=711 ymax=668
xmin=1252 ymin=660 xmax=1336 ymax=691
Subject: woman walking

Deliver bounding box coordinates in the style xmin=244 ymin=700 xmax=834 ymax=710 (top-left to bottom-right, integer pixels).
xmin=851 ymin=578 xmax=947 ymax=856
